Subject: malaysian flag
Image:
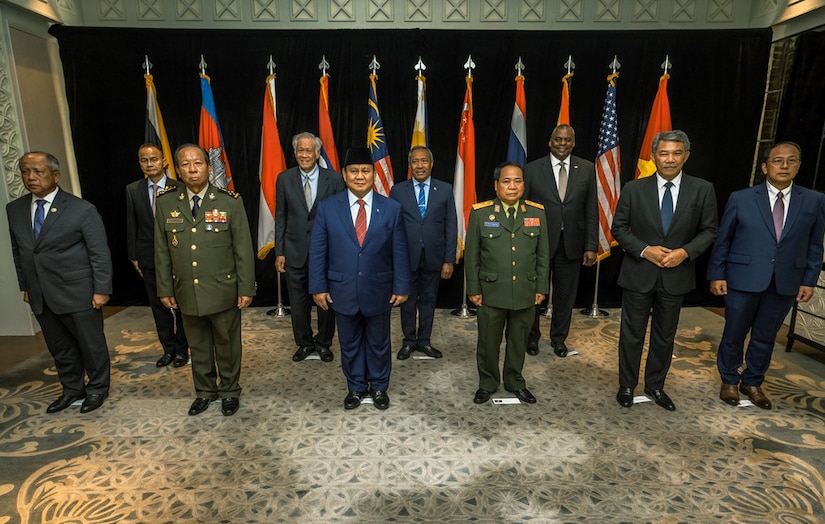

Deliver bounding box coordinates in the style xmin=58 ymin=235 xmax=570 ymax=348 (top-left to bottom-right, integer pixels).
xmin=595 ymin=73 xmax=621 ymax=261
xmin=367 ymin=73 xmax=394 ymax=196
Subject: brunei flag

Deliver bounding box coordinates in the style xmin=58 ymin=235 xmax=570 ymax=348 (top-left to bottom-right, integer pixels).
xmin=367 ymin=74 xmax=394 ymax=196
xmin=257 ymin=73 xmax=287 ymax=259
xmin=198 ymin=73 xmax=234 ymax=190
xmin=144 ymin=73 xmax=175 ymax=179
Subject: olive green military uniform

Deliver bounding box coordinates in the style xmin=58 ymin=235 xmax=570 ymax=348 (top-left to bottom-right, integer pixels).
xmin=154 ymin=184 xmax=256 ymax=399
xmin=465 ymin=198 xmax=550 ymax=392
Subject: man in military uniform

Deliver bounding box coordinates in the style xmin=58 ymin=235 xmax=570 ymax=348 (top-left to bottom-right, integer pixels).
xmin=154 ymin=144 xmax=256 ymax=416
xmin=465 ymin=162 xmax=549 ymax=404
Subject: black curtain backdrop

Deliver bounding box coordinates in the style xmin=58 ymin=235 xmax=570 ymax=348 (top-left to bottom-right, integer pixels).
xmin=48 ymin=26 xmax=771 ymax=308
xmin=776 ymin=31 xmax=825 ymax=192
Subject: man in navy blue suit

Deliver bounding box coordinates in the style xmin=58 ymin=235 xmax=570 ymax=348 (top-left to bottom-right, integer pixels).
xmin=389 ymin=146 xmax=457 ymax=360
xmin=309 ymin=147 xmax=410 ymax=410
xmin=708 ymin=141 xmax=825 ymax=410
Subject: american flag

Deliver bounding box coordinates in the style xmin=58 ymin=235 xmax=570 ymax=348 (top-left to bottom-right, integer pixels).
xmin=595 ymin=73 xmax=620 ymax=261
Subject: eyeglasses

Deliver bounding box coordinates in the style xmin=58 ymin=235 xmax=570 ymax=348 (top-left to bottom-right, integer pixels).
xmin=768 ymin=157 xmax=799 ymax=166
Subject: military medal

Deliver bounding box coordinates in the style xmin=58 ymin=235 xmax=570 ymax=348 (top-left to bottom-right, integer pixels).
xmin=171 ymin=234 xmax=179 ymax=247
xmin=489 ymin=214 xmax=495 ymax=221
xmin=178 ymin=193 xmax=185 ymax=201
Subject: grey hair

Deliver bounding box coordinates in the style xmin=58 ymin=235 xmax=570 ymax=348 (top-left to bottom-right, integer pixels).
xmin=652 ymin=130 xmax=690 ymax=154
xmin=408 ymin=145 xmax=433 ymax=163
xmin=21 ymin=151 xmax=61 ymax=171
xmin=292 ymin=132 xmax=322 ymax=153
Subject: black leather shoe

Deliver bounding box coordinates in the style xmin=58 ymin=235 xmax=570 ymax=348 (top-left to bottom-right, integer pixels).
xmin=507 ymin=388 xmax=537 ymax=404
xmin=344 ymin=390 xmax=367 ymax=410
xmin=371 ymin=390 xmax=390 ymax=410
xmin=292 ymin=346 xmax=316 ymax=362
xmin=616 ymin=387 xmax=633 ymax=408
xmin=526 ymin=340 xmax=539 ymax=356
xmin=80 ymin=392 xmax=108 ymax=413
xmin=156 ymin=353 xmax=174 ymax=367
xmin=552 ymin=342 xmax=569 ymax=358
xmin=473 ymin=389 xmax=492 ymax=404
xmin=397 ymin=344 xmax=414 ymax=360
xmin=173 ymin=354 xmax=189 ymax=367
xmin=316 ymin=345 xmax=334 ymax=362
xmin=645 ymin=388 xmax=676 ymax=411
xmin=417 ymin=344 xmax=443 ymax=358
xmin=46 ymin=393 xmax=85 ymax=413
xmin=188 ymin=397 xmax=214 ymax=416
xmin=221 ymin=397 xmax=240 ymax=416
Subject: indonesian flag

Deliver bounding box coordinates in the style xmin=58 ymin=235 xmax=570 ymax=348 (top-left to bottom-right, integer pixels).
xmin=367 ymin=74 xmax=394 ymax=196
xmin=256 ymin=73 xmax=287 ymax=260
xmin=408 ymin=73 xmax=428 ymax=178
xmin=452 ymin=76 xmax=476 ymax=261
xmin=557 ymin=72 xmax=573 ymax=125
xmin=318 ymin=74 xmax=340 ymax=172
xmin=144 ymin=73 xmax=176 ymax=179
xmin=635 ymin=74 xmax=672 ymax=179
xmin=506 ymin=74 xmax=527 ymax=165
xmin=198 ymin=73 xmax=234 ymax=190
xmin=595 ymin=73 xmax=621 ymax=262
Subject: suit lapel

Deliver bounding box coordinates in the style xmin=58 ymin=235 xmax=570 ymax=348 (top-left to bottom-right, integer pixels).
xmin=754 ymin=184 xmax=775 ymax=239
xmin=782 ymin=184 xmax=804 ymax=240
xmin=411 ymin=181 xmax=425 ymax=221
xmin=337 ymin=193 xmax=360 ymax=246
xmin=643 ymin=177 xmax=665 ymax=235
xmin=36 ymin=189 xmax=68 ymax=245
xmin=546 ymin=156 xmax=562 ymax=203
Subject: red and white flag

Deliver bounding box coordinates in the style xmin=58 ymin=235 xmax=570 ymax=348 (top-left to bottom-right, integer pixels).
xmin=453 ymin=76 xmax=476 ymax=261
xmin=256 ymin=73 xmax=287 ymax=259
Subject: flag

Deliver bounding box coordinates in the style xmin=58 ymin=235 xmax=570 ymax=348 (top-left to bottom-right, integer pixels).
xmin=452 ymin=76 xmax=476 ymax=261
xmin=256 ymin=73 xmax=287 ymax=260
xmin=367 ymin=74 xmax=394 ymax=196
xmin=635 ymin=73 xmax=672 ymax=179
xmin=318 ymin=74 xmax=340 ymax=172
xmin=408 ymin=72 xmax=428 ymax=179
xmin=144 ymin=73 xmax=176 ymax=179
xmin=506 ymin=73 xmax=527 ymax=165
xmin=557 ymin=72 xmax=573 ymax=125
xmin=595 ymin=72 xmax=621 ymax=262
xmin=198 ymin=73 xmax=234 ymax=190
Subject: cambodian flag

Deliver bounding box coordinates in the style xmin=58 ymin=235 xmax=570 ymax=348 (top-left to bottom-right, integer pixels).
xmin=198 ymin=73 xmax=234 ymax=190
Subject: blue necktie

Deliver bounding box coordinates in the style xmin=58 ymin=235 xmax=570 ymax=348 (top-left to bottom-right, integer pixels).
xmin=192 ymin=195 xmax=200 ymax=218
xmin=417 ymin=182 xmax=426 ymax=217
xmin=33 ymin=199 xmax=46 ymax=239
xmin=661 ymin=182 xmax=674 ymax=233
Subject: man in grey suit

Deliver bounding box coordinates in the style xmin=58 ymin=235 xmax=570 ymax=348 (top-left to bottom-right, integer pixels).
xmin=524 ymin=124 xmax=598 ymax=357
xmin=611 ymin=130 xmax=718 ymax=411
xmin=7 ymin=151 xmax=113 ymax=413
xmin=275 ymin=132 xmax=345 ymax=362
xmin=126 ymin=144 xmax=188 ymax=368
xmin=389 ymin=146 xmax=457 ymax=360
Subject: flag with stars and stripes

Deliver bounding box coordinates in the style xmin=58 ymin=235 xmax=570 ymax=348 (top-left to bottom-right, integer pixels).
xmin=367 ymin=74 xmax=394 ymax=196
xmin=595 ymin=73 xmax=621 ymax=261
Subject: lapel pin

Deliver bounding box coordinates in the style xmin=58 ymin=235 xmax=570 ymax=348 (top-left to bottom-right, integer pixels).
xmin=170 ymin=210 xmax=180 ymax=218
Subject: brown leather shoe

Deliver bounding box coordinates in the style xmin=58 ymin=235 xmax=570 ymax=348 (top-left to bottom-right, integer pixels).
xmin=740 ymin=384 xmax=772 ymax=410
xmin=719 ymin=383 xmax=740 ymax=406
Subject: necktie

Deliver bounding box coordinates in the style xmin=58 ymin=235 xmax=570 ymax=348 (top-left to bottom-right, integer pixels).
xmin=773 ymin=191 xmax=784 ymax=241
xmin=557 ymin=162 xmax=568 ymax=201
xmin=507 ymin=206 xmax=515 ymax=227
xmin=417 ymin=182 xmax=426 ymax=217
xmin=33 ymin=199 xmax=46 ymax=239
xmin=192 ymin=195 xmax=200 ymax=218
xmin=303 ymin=175 xmax=313 ymax=209
xmin=151 ymin=183 xmax=158 ymax=216
xmin=661 ymin=182 xmax=674 ymax=233
xmin=355 ymin=199 xmax=367 ymax=245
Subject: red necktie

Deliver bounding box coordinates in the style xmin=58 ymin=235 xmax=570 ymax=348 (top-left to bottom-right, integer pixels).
xmin=355 ymin=199 xmax=367 ymax=245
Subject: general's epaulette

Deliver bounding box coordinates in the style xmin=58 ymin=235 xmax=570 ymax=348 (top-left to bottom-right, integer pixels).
xmin=472 ymin=200 xmax=494 ymax=210
xmin=157 ymin=186 xmax=177 ymax=197
xmin=525 ymin=199 xmax=545 ymax=210
xmin=216 ymin=187 xmax=240 ymax=199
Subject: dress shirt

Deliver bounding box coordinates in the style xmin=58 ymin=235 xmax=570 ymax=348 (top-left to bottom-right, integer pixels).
xmin=550 ymin=154 xmax=568 ymax=193
xmin=502 ymin=202 xmax=518 ymax=221
xmin=30 ymin=187 xmax=59 ymax=226
xmin=766 ymin=181 xmax=792 ymax=227
xmin=148 ymin=175 xmax=169 ymax=204
xmin=186 ymin=187 xmax=209 ymax=214
xmin=300 ymin=164 xmax=320 ymax=207
xmin=416 ymin=177 xmax=431 ymax=208
xmin=348 ymin=190 xmax=374 ymax=230
xmin=656 ymin=172 xmax=683 ymax=213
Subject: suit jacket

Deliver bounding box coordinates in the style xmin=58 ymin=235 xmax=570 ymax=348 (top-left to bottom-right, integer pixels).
xmin=308 ymin=191 xmax=411 ymax=317
xmin=707 ymin=183 xmax=825 ymax=295
xmin=465 ymin=198 xmax=550 ymax=310
xmin=126 ymin=177 xmax=184 ymax=269
xmin=524 ymin=154 xmax=598 ymax=258
xmin=389 ymin=177 xmax=457 ymax=271
xmin=611 ymin=173 xmax=718 ymax=295
xmin=274 ymin=165 xmax=345 ymax=268
xmin=7 ymin=188 xmax=113 ymax=315
xmin=154 ymin=183 xmax=256 ymax=317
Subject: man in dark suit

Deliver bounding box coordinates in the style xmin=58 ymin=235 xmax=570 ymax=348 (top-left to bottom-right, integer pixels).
xmin=309 ymin=147 xmax=410 ymax=410
xmin=611 ymin=130 xmax=718 ymax=411
xmin=126 ymin=144 xmax=189 ymax=368
xmin=524 ymin=124 xmax=598 ymax=357
xmin=389 ymin=146 xmax=457 ymax=360
xmin=708 ymin=141 xmax=825 ymax=410
xmin=466 ymin=163 xmax=549 ymax=404
xmin=154 ymin=144 xmax=256 ymax=417
xmin=275 ymin=132 xmax=345 ymax=363
xmin=7 ymin=151 xmax=113 ymax=413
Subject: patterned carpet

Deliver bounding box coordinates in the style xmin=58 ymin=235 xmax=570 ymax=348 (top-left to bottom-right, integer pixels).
xmin=1 ymin=306 xmax=824 ymax=523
